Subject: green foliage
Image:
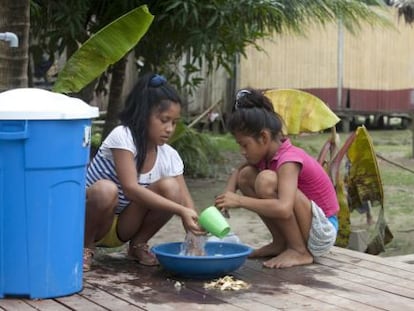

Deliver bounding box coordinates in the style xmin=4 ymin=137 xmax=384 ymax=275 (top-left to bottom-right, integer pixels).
xmin=170 ymin=122 xmax=224 ymax=178
xmin=53 ymin=5 xmax=154 ymax=94
xmin=30 ymin=0 xmax=392 ymax=95
xmin=208 ymin=134 xmax=239 ymax=152
xmin=30 ymin=0 xmax=90 ymax=58
xmin=30 ymin=0 xmax=394 ymax=179
xmin=91 ymin=132 xmax=102 ymax=150
xmin=138 ymin=0 xmax=391 ymax=92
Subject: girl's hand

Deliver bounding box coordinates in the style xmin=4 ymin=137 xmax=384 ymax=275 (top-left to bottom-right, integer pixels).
xmin=214 ymin=191 xmax=242 ymax=210
xmin=181 ymin=208 xmax=205 ymax=235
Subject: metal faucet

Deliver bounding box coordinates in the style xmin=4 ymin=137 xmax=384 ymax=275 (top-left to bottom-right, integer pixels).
xmin=0 ymin=32 xmax=19 ymax=47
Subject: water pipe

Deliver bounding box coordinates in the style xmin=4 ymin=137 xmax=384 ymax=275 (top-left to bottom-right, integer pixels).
xmin=0 ymin=32 xmax=19 ymax=47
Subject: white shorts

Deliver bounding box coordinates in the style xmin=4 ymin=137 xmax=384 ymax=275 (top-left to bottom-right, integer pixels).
xmin=307 ymin=201 xmax=338 ymax=257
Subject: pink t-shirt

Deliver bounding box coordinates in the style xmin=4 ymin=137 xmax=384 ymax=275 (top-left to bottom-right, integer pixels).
xmin=257 ymin=138 xmax=339 ymax=217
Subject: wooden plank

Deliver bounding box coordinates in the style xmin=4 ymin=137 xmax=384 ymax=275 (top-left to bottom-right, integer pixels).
xmin=56 ymin=292 xmax=108 ymax=311
xmin=316 ymin=255 xmax=414 ymax=292
xmin=233 ymin=269 xmax=349 ymax=310
xmin=385 ymin=254 xmax=414 ymax=264
xmin=329 ymin=247 xmax=414 ymax=275
xmin=86 ymin=274 xmax=245 ymax=311
xmin=0 ymin=299 xmax=38 ymax=311
xmin=86 ymin=253 xmax=248 ymax=311
xmin=85 ymin=270 xmax=172 ymax=311
xmin=22 ymin=299 xmax=72 ymax=311
xmin=245 ymin=257 xmax=414 ymax=310
xmin=170 ymin=274 xmax=281 ymax=311
xmin=86 ymin=249 xmax=414 ymax=311
xmin=236 ymin=261 xmax=378 ymax=311
xmin=0 ymin=294 xmax=97 ymax=311
xmin=4 ymin=247 xmax=414 ymax=310
xmin=79 ymin=284 xmax=145 ymax=311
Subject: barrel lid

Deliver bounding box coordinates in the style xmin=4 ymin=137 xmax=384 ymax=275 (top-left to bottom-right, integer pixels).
xmin=0 ymin=88 xmax=99 ymax=120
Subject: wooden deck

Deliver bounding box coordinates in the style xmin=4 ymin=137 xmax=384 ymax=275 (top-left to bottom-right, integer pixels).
xmin=1 ymin=246 xmax=414 ymax=310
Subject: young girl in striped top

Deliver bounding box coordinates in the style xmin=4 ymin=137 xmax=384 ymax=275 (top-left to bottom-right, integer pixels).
xmin=83 ymin=73 xmax=204 ymax=271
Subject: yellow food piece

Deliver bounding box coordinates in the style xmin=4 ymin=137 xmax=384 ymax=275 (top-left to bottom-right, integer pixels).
xmin=204 ymin=275 xmax=250 ymax=291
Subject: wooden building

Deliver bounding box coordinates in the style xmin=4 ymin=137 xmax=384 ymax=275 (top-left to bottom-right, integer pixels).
xmin=236 ymin=9 xmax=414 ymax=130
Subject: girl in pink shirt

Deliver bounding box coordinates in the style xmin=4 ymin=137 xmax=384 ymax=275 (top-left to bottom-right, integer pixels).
xmin=215 ymin=88 xmax=339 ymax=269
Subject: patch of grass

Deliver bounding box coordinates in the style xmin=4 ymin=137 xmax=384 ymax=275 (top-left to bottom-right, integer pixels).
xmin=209 ymin=133 xmax=239 ymax=152
xmin=381 ymin=169 xmax=413 ymax=186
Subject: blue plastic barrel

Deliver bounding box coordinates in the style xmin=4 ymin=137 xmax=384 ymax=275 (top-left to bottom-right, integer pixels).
xmin=0 ymin=88 xmax=98 ymax=299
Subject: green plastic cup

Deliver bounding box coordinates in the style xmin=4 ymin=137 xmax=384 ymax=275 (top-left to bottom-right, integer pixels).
xmin=199 ymin=206 xmax=231 ymax=238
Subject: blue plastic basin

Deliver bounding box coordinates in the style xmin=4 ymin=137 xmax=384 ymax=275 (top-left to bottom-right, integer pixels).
xmin=151 ymin=242 xmax=252 ymax=279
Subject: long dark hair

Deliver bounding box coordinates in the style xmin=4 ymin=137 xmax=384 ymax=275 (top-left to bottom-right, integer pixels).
xmin=119 ymin=73 xmax=182 ymax=173
xmin=227 ymin=88 xmax=284 ymax=140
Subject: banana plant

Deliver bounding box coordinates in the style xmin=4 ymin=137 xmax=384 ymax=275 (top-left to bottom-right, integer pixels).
xmin=346 ymin=126 xmax=393 ymax=254
xmin=318 ymin=126 xmax=393 ymax=253
xmin=52 ymin=5 xmax=154 ymax=94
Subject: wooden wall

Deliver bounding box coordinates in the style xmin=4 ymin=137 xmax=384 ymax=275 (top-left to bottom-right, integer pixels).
xmin=237 ymin=9 xmax=414 ymax=113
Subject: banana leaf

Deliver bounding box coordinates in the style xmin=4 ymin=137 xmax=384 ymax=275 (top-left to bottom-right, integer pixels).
xmin=345 ymin=126 xmax=393 ymax=254
xmin=346 ymin=126 xmax=383 ymax=210
xmin=264 ymin=89 xmax=340 ymax=135
xmin=53 ymin=5 xmax=154 ymax=94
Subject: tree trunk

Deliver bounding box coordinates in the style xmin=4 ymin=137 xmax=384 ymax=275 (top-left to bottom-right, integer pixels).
xmin=0 ymin=0 xmax=30 ymax=91
xmin=102 ymin=56 xmax=127 ymax=140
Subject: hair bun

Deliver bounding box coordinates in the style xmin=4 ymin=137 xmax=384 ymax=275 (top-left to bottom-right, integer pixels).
xmin=149 ymin=74 xmax=167 ymax=87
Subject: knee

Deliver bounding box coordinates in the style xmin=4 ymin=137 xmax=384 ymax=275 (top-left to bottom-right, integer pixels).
xmin=238 ymin=165 xmax=258 ymax=190
xmin=152 ymin=177 xmax=181 ymax=203
xmin=255 ymin=170 xmax=278 ymax=198
xmin=87 ymin=179 xmax=118 ymax=212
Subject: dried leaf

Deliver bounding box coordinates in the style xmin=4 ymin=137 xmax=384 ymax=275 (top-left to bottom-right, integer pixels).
xmin=346 ymin=126 xmax=383 ymax=210
xmin=264 ymin=89 xmax=340 ymax=135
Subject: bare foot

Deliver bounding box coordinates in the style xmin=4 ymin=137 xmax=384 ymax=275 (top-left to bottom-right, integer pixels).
xmin=263 ymin=248 xmax=313 ymax=269
xmin=249 ymin=242 xmax=284 ymax=258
